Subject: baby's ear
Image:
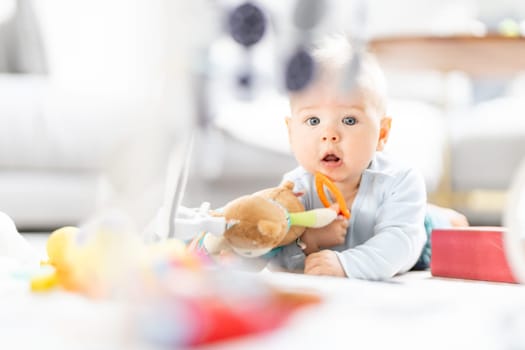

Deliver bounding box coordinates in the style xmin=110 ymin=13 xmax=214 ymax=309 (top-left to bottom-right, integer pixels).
xmin=285 ymin=116 xmax=292 ymax=136
xmin=377 ymin=116 xmax=392 ymax=151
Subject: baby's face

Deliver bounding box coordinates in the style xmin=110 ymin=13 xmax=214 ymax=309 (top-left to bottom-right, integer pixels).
xmin=287 ymin=84 xmax=390 ymax=185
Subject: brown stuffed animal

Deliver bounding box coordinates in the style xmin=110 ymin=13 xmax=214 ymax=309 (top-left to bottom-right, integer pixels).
xmin=193 ymin=181 xmax=336 ymax=258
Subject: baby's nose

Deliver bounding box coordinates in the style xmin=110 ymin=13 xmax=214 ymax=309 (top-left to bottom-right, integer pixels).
xmin=322 ymin=131 xmax=340 ymax=142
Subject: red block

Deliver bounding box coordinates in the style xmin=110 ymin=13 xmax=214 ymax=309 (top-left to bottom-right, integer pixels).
xmin=430 ymin=227 xmax=517 ymax=283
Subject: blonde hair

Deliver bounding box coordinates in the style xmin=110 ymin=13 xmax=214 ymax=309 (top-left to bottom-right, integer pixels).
xmin=308 ymin=34 xmax=388 ymax=115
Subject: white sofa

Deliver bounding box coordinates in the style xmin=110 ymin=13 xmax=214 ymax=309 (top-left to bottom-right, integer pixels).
xmin=0 ymin=74 xmax=151 ymax=228
xmin=0 ymin=1 xmax=98 ymax=229
xmin=0 ymin=0 xmax=196 ymax=230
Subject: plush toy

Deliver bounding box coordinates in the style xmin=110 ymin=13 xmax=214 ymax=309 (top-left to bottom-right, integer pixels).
xmin=190 ymin=181 xmax=337 ymax=258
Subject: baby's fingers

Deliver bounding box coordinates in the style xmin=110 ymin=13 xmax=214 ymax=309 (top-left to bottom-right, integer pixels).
xmin=329 ymin=203 xmax=340 ymax=213
xmin=335 ymin=216 xmax=349 ymax=229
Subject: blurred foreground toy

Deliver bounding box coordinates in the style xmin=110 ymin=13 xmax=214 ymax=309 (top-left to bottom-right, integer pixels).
xmin=134 ymin=267 xmax=322 ymax=347
xmin=34 ymin=222 xmax=194 ymax=296
xmin=188 ymin=181 xmax=337 ymax=258
xmin=30 ymin=218 xmax=324 ymax=347
xmin=34 ymin=225 xmax=135 ymax=295
xmin=141 ymin=287 xmax=321 ymax=347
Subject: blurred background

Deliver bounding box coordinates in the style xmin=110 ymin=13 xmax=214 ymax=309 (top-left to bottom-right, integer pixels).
xmin=1 ymin=0 xmax=525 ymax=233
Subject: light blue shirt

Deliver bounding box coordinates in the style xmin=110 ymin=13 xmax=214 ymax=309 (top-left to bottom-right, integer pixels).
xmin=271 ymin=152 xmax=428 ymax=280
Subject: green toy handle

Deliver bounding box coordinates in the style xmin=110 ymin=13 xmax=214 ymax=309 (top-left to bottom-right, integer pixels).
xmin=289 ymin=208 xmax=337 ymax=228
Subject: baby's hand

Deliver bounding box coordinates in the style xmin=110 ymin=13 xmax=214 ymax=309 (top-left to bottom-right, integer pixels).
xmin=301 ymin=215 xmax=348 ymax=255
xmin=304 ymin=250 xmax=346 ymax=277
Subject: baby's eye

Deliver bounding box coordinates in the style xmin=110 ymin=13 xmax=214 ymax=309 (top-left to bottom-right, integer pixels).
xmin=342 ymin=116 xmax=357 ymax=125
xmin=306 ymin=117 xmax=320 ymax=126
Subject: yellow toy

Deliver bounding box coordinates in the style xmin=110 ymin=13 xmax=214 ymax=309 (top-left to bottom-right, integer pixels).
xmin=31 ymin=226 xmax=76 ymax=292
xmin=33 ymin=223 xmax=192 ymax=297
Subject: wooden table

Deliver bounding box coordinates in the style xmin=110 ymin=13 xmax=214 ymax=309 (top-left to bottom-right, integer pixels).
xmin=369 ymin=35 xmax=525 ymax=78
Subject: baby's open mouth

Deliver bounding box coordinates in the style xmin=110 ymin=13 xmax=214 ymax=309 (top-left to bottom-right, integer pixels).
xmin=322 ymin=154 xmax=340 ymax=162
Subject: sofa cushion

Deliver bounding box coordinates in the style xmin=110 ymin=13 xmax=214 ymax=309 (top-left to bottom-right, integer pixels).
xmin=0 ymin=171 xmax=98 ymax=229
xmin=385 ymin=98 xmax=447 ymax=193
xmin=451 ymin=97 xmax=525 ymax=191
xmin=0 ymin=75 xmax=147 ymax=170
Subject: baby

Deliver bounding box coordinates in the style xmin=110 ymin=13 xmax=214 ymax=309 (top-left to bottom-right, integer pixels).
xmin=270 ymin=35 xmax=467 ymax=280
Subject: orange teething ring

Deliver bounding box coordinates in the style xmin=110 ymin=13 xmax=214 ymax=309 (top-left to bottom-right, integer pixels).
xmin=315 ymin=172 xmax=351 ymax=219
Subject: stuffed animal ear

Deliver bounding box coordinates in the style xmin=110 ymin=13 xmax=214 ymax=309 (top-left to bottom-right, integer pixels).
xmin=257 ymin=220 xmax=282 ymax=237
xmin=281 ymin=180 xmax=304 ymax=197
xmin=282 ymin=181 xmax=295 ymax=190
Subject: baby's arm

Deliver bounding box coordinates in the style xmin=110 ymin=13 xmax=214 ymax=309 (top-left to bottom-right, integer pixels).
xmin=336 ymin=168 xmax=427 ymax=280
xmin=301 ymin=207 xmax=349 ymax=277
xmin=269 ymin=169 xmax=346 ymax=273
